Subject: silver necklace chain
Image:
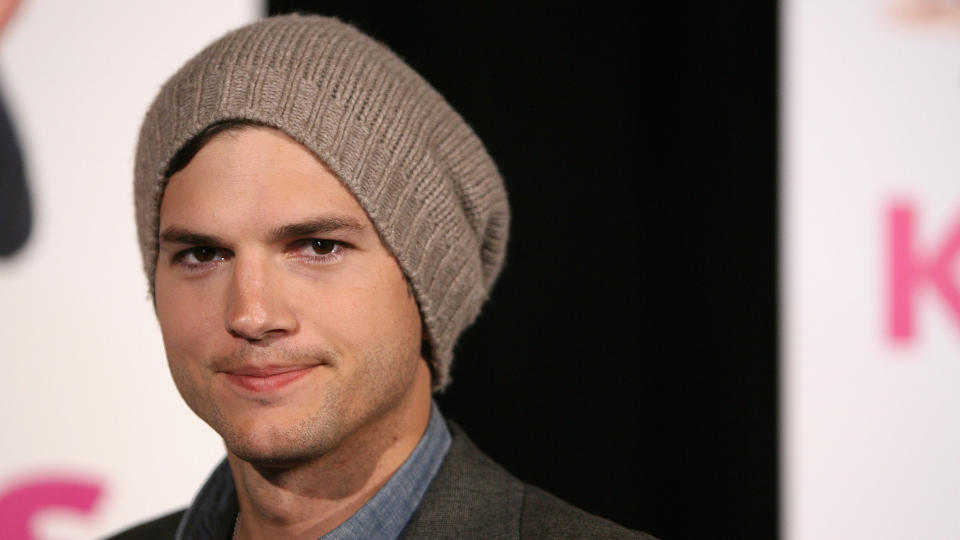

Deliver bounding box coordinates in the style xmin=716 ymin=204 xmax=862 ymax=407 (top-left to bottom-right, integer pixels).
xmin=232 ymin=510 xmax=240 ymax=540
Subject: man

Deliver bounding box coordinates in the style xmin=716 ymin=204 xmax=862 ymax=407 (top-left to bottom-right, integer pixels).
xmin=110 ymin=14 xmax=650 ymax=539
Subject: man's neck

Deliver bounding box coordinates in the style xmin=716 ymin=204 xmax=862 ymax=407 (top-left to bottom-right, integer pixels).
xmin=229 ymin=363 xmax=433 ymax=540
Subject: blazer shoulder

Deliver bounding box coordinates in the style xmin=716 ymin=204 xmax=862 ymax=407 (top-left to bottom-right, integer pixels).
xmin=400 ymin=422 xmax=526 ymax=538
xmin=402 ymin=421 xmax=655 ymax=539
xmin=103 ymin=509 xmax=186 ymax=540
xmin=521 ymin=485 xmax=657 ymax=540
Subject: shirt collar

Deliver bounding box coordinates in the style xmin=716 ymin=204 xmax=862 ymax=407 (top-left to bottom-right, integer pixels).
xmin=175 ymin=401 xmax=452 ymax=540
xmin=320 ymin=401 xmax=451 ymax=539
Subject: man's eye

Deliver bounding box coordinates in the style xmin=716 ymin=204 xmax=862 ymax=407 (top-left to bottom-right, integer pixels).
xmin=291 ymin=239 xmax=345 ymax=263
xmin=178 ymin=246 xmax=225 ymax=264
xmin=310 ymin=239 xmax=337 ymax=255
xmin=192 ymin=246 xmax=219 ymax=262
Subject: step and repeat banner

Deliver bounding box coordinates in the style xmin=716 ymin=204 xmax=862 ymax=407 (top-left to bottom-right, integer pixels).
xmin=784 ymin=0 xmax=960 ymax=539
xmin=0 ymin=1 xmax=256 ymax=538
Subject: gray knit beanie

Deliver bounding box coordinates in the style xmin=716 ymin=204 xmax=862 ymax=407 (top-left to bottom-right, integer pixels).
xmin=134 ymin=14 xmax=509 ymax=390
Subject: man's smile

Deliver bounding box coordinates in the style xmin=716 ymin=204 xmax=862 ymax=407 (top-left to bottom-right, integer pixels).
xmin=221 ymin=364 xmax=317 ymax=393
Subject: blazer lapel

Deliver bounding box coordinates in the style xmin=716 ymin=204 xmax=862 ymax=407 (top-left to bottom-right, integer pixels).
xmin=400 ymin=421 xmax=523 ymax=539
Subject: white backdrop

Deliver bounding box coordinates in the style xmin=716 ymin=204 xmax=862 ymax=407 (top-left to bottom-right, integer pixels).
xmin=0 ymin=1 xmax=256 ymax=538
xmin=783 ymin=0 xmax=960 ymax=538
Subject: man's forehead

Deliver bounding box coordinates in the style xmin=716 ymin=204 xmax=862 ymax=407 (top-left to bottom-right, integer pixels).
xmin=159 ymin=127 xmax=374 ymax=239
xmin=167 ymin=125 xmax=324 ymax=180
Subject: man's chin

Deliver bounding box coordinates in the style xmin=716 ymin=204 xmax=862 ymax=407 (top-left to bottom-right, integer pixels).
xmin=226 ymin=437 xmax=325 ymax=468
xmin=219 ymin=421 xmax=340 ymax=467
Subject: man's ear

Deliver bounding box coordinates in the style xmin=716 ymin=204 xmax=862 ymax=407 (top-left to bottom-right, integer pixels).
xmin=421 ymin=329 xmax=438 ymax=388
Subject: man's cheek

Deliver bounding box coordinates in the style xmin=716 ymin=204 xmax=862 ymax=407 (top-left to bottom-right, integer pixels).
xmin=159 ymin=300 xmax=220 ymax=357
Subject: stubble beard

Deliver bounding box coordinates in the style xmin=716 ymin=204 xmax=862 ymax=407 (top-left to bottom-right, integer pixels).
xmin=172 ymin=340 xmax=420 ymax=468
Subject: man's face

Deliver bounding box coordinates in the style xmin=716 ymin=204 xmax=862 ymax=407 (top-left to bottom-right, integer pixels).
xmin=155 ymin=127 xmax=425 ymax=464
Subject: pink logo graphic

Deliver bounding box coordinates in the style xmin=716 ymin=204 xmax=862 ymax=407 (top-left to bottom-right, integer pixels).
xmin=0 ymin=475 xmax=104 ymax=540
xmin=888 ymin=201 xmax=960 ymax=340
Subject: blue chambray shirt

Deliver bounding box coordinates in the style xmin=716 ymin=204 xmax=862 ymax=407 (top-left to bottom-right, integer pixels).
xmin=174 ymin=401 xmax=452 ymax=540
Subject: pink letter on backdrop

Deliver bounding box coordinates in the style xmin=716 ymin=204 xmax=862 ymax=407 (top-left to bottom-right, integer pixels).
xmin=0 ymin=476 xmax=103 ymax=540
xmin=888 ymin=201 xmax=960 ymax=340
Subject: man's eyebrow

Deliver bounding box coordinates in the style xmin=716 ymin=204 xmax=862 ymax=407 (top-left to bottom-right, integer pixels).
xmin=159 ymin=227 xmax=225 ymax=247
xmin=269 ymin=216 xmax=367 ymax=241
xmin=158 ymin=217 xmax=367 ymax=247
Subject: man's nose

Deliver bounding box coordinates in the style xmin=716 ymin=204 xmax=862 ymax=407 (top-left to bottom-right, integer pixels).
xmin=225 ymin=256 xmax=297 ymax=343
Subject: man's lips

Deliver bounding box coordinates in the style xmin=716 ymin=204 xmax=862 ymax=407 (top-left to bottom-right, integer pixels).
xmin=222 ymin=365 xmax=316 ymax=393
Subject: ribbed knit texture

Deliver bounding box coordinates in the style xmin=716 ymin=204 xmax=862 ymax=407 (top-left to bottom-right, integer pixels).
xmin=134 ymin=15 xmax=509 ymax=390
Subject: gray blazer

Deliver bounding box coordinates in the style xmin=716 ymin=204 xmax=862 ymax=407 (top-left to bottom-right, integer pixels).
xmin=401 ymin=423 xmax=653 ymax=539
xmin=107 ymin=423 xmax=653 ymax=539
